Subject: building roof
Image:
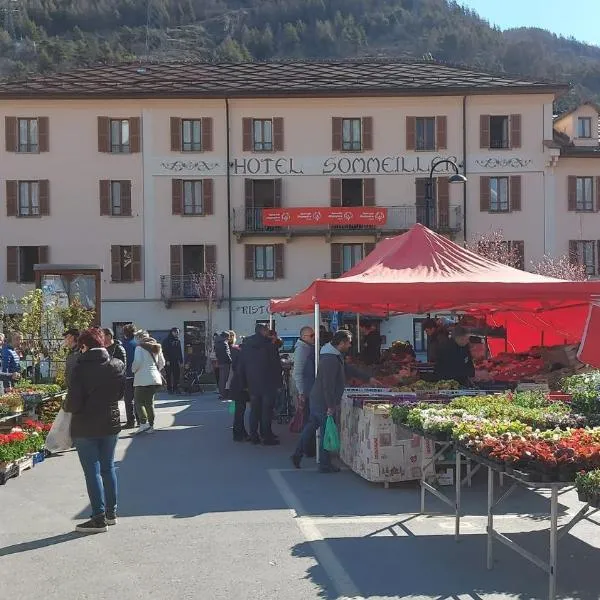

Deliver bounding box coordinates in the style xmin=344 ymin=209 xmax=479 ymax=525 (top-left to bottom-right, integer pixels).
xmin=554 ymin=101 xmax=600 ymax=121
xmin=0 ymin=59 xmax=567 ymax=100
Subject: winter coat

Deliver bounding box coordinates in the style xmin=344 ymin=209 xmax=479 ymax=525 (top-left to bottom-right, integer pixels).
xmin=106 ymin=341 xmax=127 ymax=366
xmin=427 ymin=328 xmax=449 ymax=363
xmin=1 ymin=344 xmax=20 ymax=375
xmin=215 ymin=337 xmax=232 ymax=365
xmin=292 ymin=339 xmax=314 ymax=396
xmin=434 ymin=339 xmax=474 ymax=386
xmin=66 ymin=348 xmax=125 ymax=439
xmin=122 ymin=337 xmax=137 ymax=377
xmin=302 ymin=347 xmax=316 ymax=400
xmin=362 ymin=330 xmax=382 ymax=365
xmin=237 ymin=333 xmax=282 ymax=396
xmin=161 ymin=333 xmax=183 ymax=364
xmin=132 ymin=339 xmax=166 ymax=387
xmin=64 ymin=347 xmax=79 ymax=390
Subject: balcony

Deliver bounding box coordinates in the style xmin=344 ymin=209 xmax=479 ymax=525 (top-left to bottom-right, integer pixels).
xmin=232 ymin=205 xmax=462 ymax=239
xmin=160 ymin=273 xmax=225 ymax=307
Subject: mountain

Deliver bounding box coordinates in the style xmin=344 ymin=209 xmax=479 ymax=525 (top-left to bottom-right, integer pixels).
xmin=1 ymin=0 xmax=599 ymax=111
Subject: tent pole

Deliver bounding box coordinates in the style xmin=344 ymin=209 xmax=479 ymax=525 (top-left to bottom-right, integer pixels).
xmin=356 ymin=313 xmax=361 ymax=354
xmin=268 ymin=313 xmax=273 ymax=329
xmin=314 ymin=302 xmax=321 ymax=464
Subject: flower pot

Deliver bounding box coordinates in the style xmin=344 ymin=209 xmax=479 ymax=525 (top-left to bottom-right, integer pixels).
xmin=589 ymin=493 xmax=600 ymax=509
xmin=577 ymin=490 xmax=589 ymax=504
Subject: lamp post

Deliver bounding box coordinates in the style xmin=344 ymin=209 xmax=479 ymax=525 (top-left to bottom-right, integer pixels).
xmin=424 ymin=158 xmax=467 ymax=228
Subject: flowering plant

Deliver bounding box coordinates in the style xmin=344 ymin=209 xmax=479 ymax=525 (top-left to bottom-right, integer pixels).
xmin=0 ymin=431 xmax=29 ymax=463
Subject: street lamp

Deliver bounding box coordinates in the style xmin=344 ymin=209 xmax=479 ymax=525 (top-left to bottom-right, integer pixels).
xmin=424 ymin=158 xmax=467 ymax=228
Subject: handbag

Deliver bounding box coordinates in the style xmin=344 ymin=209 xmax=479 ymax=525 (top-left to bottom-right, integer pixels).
xmin=289 ymin=396 xmax=306 ymax=433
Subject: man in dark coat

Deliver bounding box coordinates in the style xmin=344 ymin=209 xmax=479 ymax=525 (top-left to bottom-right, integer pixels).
xmin=63 ymin=328 xmax=80 ymax=391
xmin=214 ymin=331 xmax=232 ymax=399
xmin=121 ymin=324 xmax=138 ymax=428
xmin=434 ymin=325 xmax=474 ymax=387
xmin=423 ymin=318 xmax=449 ymax=364
xmin=103 ymin=328 xmax=127 ymax=365
xmin=361 ymin=322 xmax=382 ymax=365
xmin=161 ymin=327 xmax=183 ymax=394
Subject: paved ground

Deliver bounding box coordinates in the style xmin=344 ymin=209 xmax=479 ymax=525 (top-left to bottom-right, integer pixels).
xmin=1 ymin=392 xmax=599 ymax=600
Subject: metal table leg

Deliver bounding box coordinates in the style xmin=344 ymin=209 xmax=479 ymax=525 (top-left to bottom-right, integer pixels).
xmin=487 ymin=466 xmax=494 ymax=570
xmin=549 ymin=487 xmax=558 ymax=600
xmin=455 ymin=448 xmax=461 ymax=540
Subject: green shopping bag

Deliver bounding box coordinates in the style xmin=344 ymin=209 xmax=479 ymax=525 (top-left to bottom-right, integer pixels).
xmin=227 ymin=401 xmax=235 ymax=415
xmin=323 ymin=415 xmax=340 ymax=452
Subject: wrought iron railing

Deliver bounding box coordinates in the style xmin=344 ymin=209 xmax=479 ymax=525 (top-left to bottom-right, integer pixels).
xmin=160 ymin=274 xmax=225 ymax=303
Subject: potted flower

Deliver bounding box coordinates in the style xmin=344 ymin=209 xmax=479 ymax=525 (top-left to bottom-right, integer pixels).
xmin=575 ymin=470 xmax=600 ymax=507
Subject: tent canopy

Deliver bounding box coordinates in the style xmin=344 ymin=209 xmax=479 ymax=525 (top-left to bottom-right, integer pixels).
xmin=270 ymin=224 xmax=600 ymax=315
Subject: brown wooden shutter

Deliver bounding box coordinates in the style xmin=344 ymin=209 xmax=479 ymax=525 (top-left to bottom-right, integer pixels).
xmin=242 ymin=118 xmax=253 ymax=152
xmin=330 ymin=178 xmax=342 ymax=207
xmin=5 ymin=116 xmax=17 ymax=152
xmin=596 ymin=177 xmax=600 ymax=212
xmin=480 ymin=115 xmax=490 ymax=149
xmin=170 ymin=117 xmax=182 ymax=151
xmin=129 ymin=117 xmax=141 ymax=153
xmin=273 ymin=178 xmax=282 ymax=208
xmin=37 ymin=245 xmax=49 ymax=265
xmin=6 ymin=180 xmax=17 ymax=217
xmin=39 ymin=180 xmax=50 ymax=216
xmin=97 ymin=117 xmax=110 ymax=152
xmin=172 ymin=179 xmax=183 ymax=215
xmin=331 ymin=244 xmax=342 ymax=278
xmin=363 ymin=178 xmax=375 ymax=206
xmin=512 ymin=241 xmax=525 ymax=270
xmin=568 ymin=241 xmax=578 ymax=265
xmin=170 ymin=245 xmax=182 ymax=278
xmin=131 ymin=245 xmax=142 ymax=281
xmin=406 ymin=116 xmax=416 ymax=151
xmin=437 ymin=176 xmax=450 ymax=227
xmin=480 ymin=176 xmax=491 ymax=211
xmin=111 ymin=246 xmax=122 ymax=282
xmin=244 ymin=245 xmax=254 ymax=279
xmin=415 ymin=178 xmax=426 ymax=206
xmin=274 ymin=244 xmax=284 ymax=279
xmin=203 ymin=179 xmax=214 ymax=215
xmin=361 ymin=117 xmax=373 ymax=151
xmin=121 ymin=181 xmax=132 ymax=216
xmin=510 ymin=176 xmax=522 ymax=211
xmin=205 ymin=244 xmax=217 ymax=273
xmin=202 ymin=117 xmax=213 ymax=152
xmin=38 ymin=117 xmax=49 ymax=152
xmin=567 ymin=176 xmax=577 ymax=211
xmin=6 ymin=246 xmax=18 ymax=282
xmin=273 ymin=117 xmax=284 ymax=151
xmin=244 ymin=179 xmax=254 ymax=209
xmin=99 ymin=180 xmax=111 ymax=216
xmin=364 ymin=242 xmax=376 ymax=256
xmin=332 ymin=117 xmax=342 ymax=151
xmin=436 ymin=116 xmax=447 ymax=150
xmin=510 ymin=114 xmax=522 ymax=149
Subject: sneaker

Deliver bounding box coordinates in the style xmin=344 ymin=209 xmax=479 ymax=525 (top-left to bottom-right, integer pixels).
xmin=146 ymin=426 xmax=155 ymax=434
xmin=122 ymin=422 xmax=135 ymax=430
xmin=75 ymin=516 xmax=108 ymax=534
xmin=291 ymin=454 xmax=302 ymax=469
xmin=134 ymin=423 xmax=151 ymax=435
xmin=106 ymin=513 xmax=118 ymax=526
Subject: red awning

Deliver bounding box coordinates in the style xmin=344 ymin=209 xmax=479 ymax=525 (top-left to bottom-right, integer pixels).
xmin=578 ymin=303 xmax=600 ymax=368
xmin=270 ymin=224 xmax=600 ymax=315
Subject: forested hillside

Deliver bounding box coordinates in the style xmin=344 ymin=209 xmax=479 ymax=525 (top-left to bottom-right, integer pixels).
xmin=1 ymin=0 xmax=599 ymax=110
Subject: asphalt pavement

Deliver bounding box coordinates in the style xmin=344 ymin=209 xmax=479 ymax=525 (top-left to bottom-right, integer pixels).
xmin=1 ymin=392 xmax=599 ymax=600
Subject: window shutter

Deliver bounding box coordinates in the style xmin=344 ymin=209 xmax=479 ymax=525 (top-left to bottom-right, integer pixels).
xmin=480 ymin=176 xmax=491 ymax=211
xmin=437 ymin=176 xmax=450 ymax=227
xmin=39 ymin=180 xmax=50 ymax=216
xmin=331 ymin=244 xmax=342 ymax=278
xmin=568 ymin=241 xmax=578 ymax=265
xmin=242 ymin=118 xmax=253 ymax=152
xmin=244 ymin=245 xmax=254 ymax=279
xmin=111 ymin=246 xmax=122 ymax=282
xmin=172 ymin=179 xmax=183 ymax=215
xmin=170 ymin=245 xmax=182 ymax=278
xmin=273 ymin=178 xmax=282 ymax=208
xmin=131 ymin=245 xmax=142 ymax=281
xmin=332 ymin=117 xmax=342 ymax=151
xmin=5 ymin=116 xmax=17 ymax=152
xmin=480 ymin=115 xmax=490 ymax=149
xmin=202 ymin=117 xmax=213 ymax=152
xmin=205 ymin=244 xmax=217 ymax=273
xmin=273 ymin=117 xmax=284 ymax=151
xmin=275 ymin=244 xmax=284 ymax=279
xmin=6 ymin=246 xmax=18 ymax=282
xmin=203 ymin=179 xmax=214 ymax=215
xmin=510 ymin=176 xmax=522 ymax=211
xmin=364 ymin=242 xmax=376 ymax=256
xmin=363 ymin=178 xmax=375 ymax=206
xmin=330 ymin=178 xmax=342 ymax=207
xmin=37 ymin=245 xmax=49 ymax=265
xmin=510 ymin=114 xmax=522 ymax=149
xmin=567 ymin=176 xmax=577 ymax=211
xmin=596 ymin=177 xmax=600 ymax=212
xmin=436 ymin=116 xmax=447 ymax=150
xmin=406 ymin=116 xmax=416 ymax=151
xmin=512 ymin=241 xmax=525 ymax=270
xmin=97 ymin=116 xmax=110 ymax=152
xmin=6 ymin=180 xmax=17 ymax=217
xmin=121 ymin=181 xmax=132 ymax=216
xmin=415 ymin=178 xmax=426 ymax=206
xmin=38 ymin=117 xmax=49 ymax=152
xmin=244 ymin=179 xmax=254 ymax=209
xmin=99 ymin=180 xmax=111 ymax=216
xmin=170 ymin=117 xmax=182 ymax=151
xmin=129 ymin=117 xmax=141 ymax=153
xmin=361 ymin=117 xmax=373 ymax=151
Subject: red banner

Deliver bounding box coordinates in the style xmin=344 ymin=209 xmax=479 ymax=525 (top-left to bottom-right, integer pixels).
xmin=262 ymin=207 xmax=387 ymax=226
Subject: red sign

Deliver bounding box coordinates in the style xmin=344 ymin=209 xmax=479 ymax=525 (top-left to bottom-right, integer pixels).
xmin=262 ymin=207 xmax=387 ymax=226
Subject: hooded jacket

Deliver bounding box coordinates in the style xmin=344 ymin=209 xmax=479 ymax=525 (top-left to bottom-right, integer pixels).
xmin=292 ymin=338 xmax=314 ymax=396
xmin=237 ymin=333 xmax=282 ymax=395
xmin=132 ymin=338 xmax=166 ymax=387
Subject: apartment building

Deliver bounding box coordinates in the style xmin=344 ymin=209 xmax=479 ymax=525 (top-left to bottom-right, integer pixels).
xmin=0 ymin=59 xmax=592 ymax=357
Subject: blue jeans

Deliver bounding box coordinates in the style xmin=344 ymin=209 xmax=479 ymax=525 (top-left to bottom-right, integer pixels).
xmin=73 ymin=435 xmax=119 ymax=518
xmin=294 ymin=412 xmax=330 ymax=467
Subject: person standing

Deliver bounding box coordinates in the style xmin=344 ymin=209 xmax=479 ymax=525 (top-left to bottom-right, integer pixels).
xmin=434 ymin=325 xmax=474 ymax=387
xmin=161 ymin=327 xmax=183 ymax=394
xmin=229 ymin=331 xmax=250 ymax=442
xmin=121 ymin=324 xmax=138 ymax=428
xmin=66 ymin=327 xmax=126 ymax=533
xmin=103 ymin=328 xmax=127 ymax=365
xmin=361 ymin=322 xmax=382 ymax=365
xmin=132 ymin=330 xmax=166 ymax=434
xmin=423 ymin=318 xmax=449 ymax=364
xmin=292 ymin=326 xmax=316 ymax=428
xmin=214 ymin=331 xmax=232 ymax=399
xmin=62 ymin=328 xmax=80 ymax=390
xmin=1 ymin=332 xmax=22 ymax=390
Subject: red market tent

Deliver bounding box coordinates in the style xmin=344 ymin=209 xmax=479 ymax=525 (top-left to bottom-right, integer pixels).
xmin=270 ymin=224 xmax=600 ymax=316
xmin=577 ymin=303 xmax=600 ymax=368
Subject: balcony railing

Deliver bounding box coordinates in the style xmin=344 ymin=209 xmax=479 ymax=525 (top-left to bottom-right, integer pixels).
xmin=232 ymin=205 xmax=462 ymax=236
xmin=160 ymin=273 xmax=225 ymax=306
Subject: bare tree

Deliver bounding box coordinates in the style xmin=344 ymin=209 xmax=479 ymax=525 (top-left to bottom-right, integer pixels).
xmin=466 ymin=229 xmax=522 ymax=268
xmin=531 ymin=255 xmax=588 ymax=281
xmin=190 ymin=270 xmax=219 ymax=372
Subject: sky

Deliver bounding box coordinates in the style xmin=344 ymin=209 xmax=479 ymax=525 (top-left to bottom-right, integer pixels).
xmin=459 ymin=0 xmax=600 ymax=46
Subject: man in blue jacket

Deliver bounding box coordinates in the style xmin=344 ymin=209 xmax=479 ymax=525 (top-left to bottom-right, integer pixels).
xmin=1 ymin=332 xmax=22 ymax=390
xmin=121 ymin=324 xmax=138 ymax=428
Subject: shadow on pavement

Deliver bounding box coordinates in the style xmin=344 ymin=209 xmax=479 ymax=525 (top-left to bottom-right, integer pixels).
xmin=0 ymin=532 xmax=81 ymax=557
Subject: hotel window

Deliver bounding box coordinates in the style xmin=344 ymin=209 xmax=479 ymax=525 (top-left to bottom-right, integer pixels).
xmin=244 ymin=244 xmax=284 ymax=280
xmin=111 ymin=245 xmax=142 ymax=282
xmin=6 ymin=246 xmax=49 ymax=283
xmin=490 ymin=116 xmax=509 ymax=149
xmin=480 ymin=176 xmax=521 ymax=213
xmin=183 ymin=180 xmax=204 ymax=215
xmin=568 ymin=176 xmax=598 ymax=212
xmin=98 ymin=117 xmax=140 ymax=153
xmin=172 ymin=179 xmax=213 ymax=216
xmin=577 ymin=177 xmax=594 ymax=211
xmin=6 ymin=180 xmax=49 ymax=217
xmin=18 ymin=181 xmax=40 ymax=216
xmin=100 ymin=180 xmax=132 ymax=216
xmin=111 ymin=119 xmax=130 ymax=153
xmin=5 ymin=117 xmax=49 ymax=153
xmin=342 ymin=244 xmax=363 ymax=272
xmin=330 ymin=243 xmax=375 ymax=278
xmin=182 ymin=119 xmax=202 ymax=152
xmin=342 ymin=118 xmax=362 ymax=151
xmin=578 ymin=117 xmax=592 ymax=138
xmin=170 ymin=117 xmax=213 ymax=152
xmin=570 ymin=241 xmax=596 ymax=276
xmin=489 ymin=177 xmax=509 ymax=212
xmin=480 ymin=114 xmax=521 ymax=149
xmin=415 ymin=117 xmax=436 ymax=151
xmin=242 ymin=117 xmax=283 ymax=152
xmin=253 ymin=119 xmax=273 ymax=152
xmin=18 ymin=118 xmax=39 ymax=153
xmin=332 ymin=117 xmax=373 ymax=152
